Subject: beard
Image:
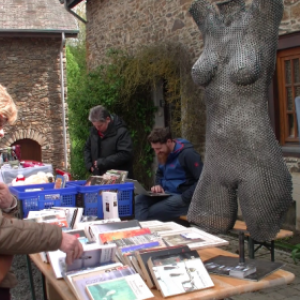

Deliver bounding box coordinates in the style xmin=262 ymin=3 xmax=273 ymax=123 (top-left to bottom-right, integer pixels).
xmin=157 ymin=150 xmax=170 ymax=165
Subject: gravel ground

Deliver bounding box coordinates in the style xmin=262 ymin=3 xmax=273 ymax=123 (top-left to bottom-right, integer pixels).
xmin=11 ymin=255 xmax=43 ymax=300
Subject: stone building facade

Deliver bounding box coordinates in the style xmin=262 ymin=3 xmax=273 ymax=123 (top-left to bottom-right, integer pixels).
xmin=0 ymin=37 xmax=69 ymax=168
xmin=0 ymin=0 xmax=78 ymax=170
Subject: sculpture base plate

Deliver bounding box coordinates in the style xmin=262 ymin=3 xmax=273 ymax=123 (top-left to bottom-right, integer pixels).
xmin=204 ymin=255 xmax=283 ymax=281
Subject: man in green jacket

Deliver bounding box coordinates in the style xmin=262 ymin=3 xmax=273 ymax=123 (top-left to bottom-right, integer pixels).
xmin=0 ymin=84 xmax=83 ymax=299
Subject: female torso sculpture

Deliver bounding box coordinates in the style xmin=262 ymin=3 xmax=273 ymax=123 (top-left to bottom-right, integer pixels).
xmin=188 ymin=0 xmax=293 ymax=242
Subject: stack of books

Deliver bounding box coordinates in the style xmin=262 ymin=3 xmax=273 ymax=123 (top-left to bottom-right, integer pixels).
xmin=26 ymin=211 xmax=231 ymax=299
xmin=85 ymin=169 xmax=128 ymax=186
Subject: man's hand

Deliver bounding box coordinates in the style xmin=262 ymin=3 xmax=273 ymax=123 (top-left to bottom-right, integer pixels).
xmin=59 ymin=232 xmax=84 ymax=265
xmin=0 ymin=182 xmax=15 ymax=210
xmin=151 ymin=185 xmax=165 ymax=193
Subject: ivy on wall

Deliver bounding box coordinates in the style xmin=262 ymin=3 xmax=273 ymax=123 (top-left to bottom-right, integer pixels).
xmin=66 ymin=42 xmax=206 ymax=186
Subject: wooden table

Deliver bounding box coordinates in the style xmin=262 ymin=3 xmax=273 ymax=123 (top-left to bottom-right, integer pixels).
xmin=30 ymin=247 xmax=295 ymax=300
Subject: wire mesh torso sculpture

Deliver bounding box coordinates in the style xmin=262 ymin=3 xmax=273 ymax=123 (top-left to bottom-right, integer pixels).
xmin=187 ymin=0 xmax=293 ymax=242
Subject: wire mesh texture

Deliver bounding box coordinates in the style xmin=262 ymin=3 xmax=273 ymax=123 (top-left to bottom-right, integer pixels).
xmin=187 ymin=0 xmax=293 ymax=242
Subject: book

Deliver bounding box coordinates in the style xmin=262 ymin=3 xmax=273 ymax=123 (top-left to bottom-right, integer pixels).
xmin=105 ymin=169 xmax=128 ymax=183
xmin=25 ymin=211 xmax=69 ymax=263
xmin=160 ymin=227 xmax=229 ymax=250
xmin=54 ymin=174 xmax=66 ymax=189
xmin=47 ymin=229 xmax=94 ymax=279
xmin=85 ymin=173 xmax=122 ymax=186
xmin=148 ymin=254 xmax=214 ymax=297
xmin=99 ymin=228 xmax=151 ymax=244
xmin=86 ymin=273 xmax=154 ymax=300
xmin=51 ymin=207 xmax=84 ymax=229
xmin=140 ymin=220 xmax=163 ymax=227
xmin=112 ymin=234 xmax=166 ymax=255
xmin=145 ymin=222 xmax=185 ymax=235
xmin=71 ymin=265 xmax=136 ymax=300
xmin=102 ymin=191 xmax=119 ymax=220
xmin=63 ymin=243 xmax=117 ymax=272
xmin=26 ymin=212 xmax=68 ymax=228
xmin=64 ymin=263 xmax=123 ymax=300
xmin=134 ymin=245 xmax=190 ymax=288
xmin=86 ymin=220 xmax=141 ymax=241
xmin=75 ymin=218 xmax=121 ymax=230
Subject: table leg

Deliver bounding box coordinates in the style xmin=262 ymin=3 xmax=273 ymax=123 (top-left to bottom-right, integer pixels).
xmin=270 ymin=240 xmax=275 ymax=262
xmin=26 ymin=255 xmax=36 ymax=300
xmin=248 ymin=237 xmax=255 ymax=259
xmin=41 ymin=273 xmax=48 ymax=300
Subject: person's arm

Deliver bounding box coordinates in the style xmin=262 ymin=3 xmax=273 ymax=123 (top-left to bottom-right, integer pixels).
xmin=0 ymin=212 xmax=14 ymax=283
xmin=180 ymin=150 xmax=203 ymax=203
xmin=83 ymin=134 xmax=93 ymax=172
xmin=96 ymin=129 xmax=133 ymax=171
xmin=0 ymin=210 xmax=62 ymax=255
xmin=150 ymin=166 xmax=165 ymax=193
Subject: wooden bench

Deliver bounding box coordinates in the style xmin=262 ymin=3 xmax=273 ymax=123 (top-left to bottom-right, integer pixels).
xmin=179 ymin=216 xmax=294 ymax=262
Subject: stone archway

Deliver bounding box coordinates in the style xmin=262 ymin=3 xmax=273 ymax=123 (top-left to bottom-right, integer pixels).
xmin=0 ymin=129 xmax=49 ymax=162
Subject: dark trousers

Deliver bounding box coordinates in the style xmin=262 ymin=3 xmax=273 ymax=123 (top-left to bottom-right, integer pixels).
xmin=135 ymin=194 xmax=189 ymax=221
xmin=0 ymin=288 xmax=10 ymax=300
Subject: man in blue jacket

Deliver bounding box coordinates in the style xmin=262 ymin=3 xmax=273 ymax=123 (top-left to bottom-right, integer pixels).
xmin=135 ymin=127 xmax=203 ymax=221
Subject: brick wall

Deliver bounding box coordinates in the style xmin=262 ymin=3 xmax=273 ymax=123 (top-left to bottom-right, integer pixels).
xmin=0 ymin=37 xmax=70 ymax=171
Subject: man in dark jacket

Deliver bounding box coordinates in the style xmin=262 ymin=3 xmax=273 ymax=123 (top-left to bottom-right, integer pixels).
xmin=84 ymin=105 xmax=133 ymax=178
xmin=135 ymin=127 xmax=203 ymax=221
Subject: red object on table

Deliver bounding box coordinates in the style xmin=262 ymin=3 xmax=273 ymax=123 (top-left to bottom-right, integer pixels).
xmin=56 ymin=169 xmax=72 ymax=181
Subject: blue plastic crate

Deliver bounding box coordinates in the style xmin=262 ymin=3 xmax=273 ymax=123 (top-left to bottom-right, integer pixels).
xmin=67 ymin=181 xmax=134 ymax=219
xmin=9 ymin=183 xmax=77 ymax=218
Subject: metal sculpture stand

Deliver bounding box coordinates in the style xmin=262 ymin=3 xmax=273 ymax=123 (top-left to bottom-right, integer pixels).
xmin=204 ymin=231 xmax=283 ymax=281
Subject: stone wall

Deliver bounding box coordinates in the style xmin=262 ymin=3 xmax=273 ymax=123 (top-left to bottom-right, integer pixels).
xmin=0 ymin=37 xmax=70 ymax=171
xmin=86 ymin=0 xmax=203 ymax=70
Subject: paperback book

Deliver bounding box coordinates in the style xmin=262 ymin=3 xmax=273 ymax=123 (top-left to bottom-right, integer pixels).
xmin=54 ymin=174 xmax=66 ymax=189
xmin=99 ymin=228 xmax=151 ymax=244
xmin=110 ymin=234 xmax=165 ymax=255
xmin=75 ymin=218 xmax=121 ymax=230
xmin=134 ymin=245 xmax=190 ymax=288
xmin=86 ymin=220 xmax=141 ymax=241
xmin=51 ymin=207 xmax=84 ymax=229
xmin=70 ymin=265 xmax=136 ymax=300
xmin=102 ymin=191 xmax=119 ymax=220
xmin=148 ymin=252 xmax=214 ymax=297
xmin=60 ymin=243 xmax=117 ymax=274
xmin=145 ymin=222 xmax=185 ymax=235
xmin=64 ymin=263 xmax=123 ymax=300
xmin=160 ymin=227 xmax=228 ymax=250
xmin=86 ymin=273 xmax=154 ymax=300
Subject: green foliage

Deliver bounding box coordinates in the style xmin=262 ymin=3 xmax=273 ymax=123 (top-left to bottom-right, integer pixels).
xmin=291 ymin=244 xmax=300 ymax=264
xmin=66 ymin=42 xmax=205 ymax=185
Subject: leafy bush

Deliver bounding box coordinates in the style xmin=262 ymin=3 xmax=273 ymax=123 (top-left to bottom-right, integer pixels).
xmin=291 ymin=244 xmax=300 ymax=264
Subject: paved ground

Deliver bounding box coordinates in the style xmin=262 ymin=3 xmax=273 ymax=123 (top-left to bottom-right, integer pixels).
xmin=9 ymin=234 xmax=300 ymax=300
